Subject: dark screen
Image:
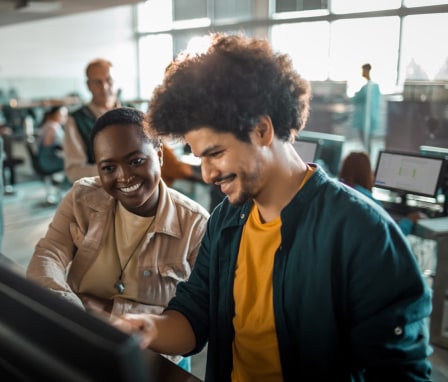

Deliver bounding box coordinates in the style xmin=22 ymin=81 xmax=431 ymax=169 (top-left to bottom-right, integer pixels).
xmin=0 ymin=263 xmax=151 ymax=382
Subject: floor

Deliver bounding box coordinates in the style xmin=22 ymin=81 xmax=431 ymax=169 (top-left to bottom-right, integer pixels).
xmin=2 ymin=140 xmax=447 ymax=381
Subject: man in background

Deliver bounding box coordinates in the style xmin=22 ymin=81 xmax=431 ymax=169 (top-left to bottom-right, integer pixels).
xmin=63 ymin=58 xmax=120 ymax=183
xmin=352 ymin=63 xmax=381 ymax=155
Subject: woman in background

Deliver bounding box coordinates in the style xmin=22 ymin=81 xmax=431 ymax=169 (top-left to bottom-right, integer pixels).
xmin=37 ymin=105 xmax=68 ymax=173
xmin=339 ymin=151 xmax=426 ymax=235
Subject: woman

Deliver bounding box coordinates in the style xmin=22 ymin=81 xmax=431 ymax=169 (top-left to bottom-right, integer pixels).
xmin=37 ymin=105 xmax=68 ymax=173
xmin=27 ymin=107 xmax=209 ymax=371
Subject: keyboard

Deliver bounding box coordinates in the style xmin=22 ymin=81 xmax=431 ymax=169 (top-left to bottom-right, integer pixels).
xmin=382 ymin=200 xmax=444 ymax=219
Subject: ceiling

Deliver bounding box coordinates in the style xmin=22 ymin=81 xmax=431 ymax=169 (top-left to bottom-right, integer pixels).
xmin=0 ymin=0 xmax=143 ymax=27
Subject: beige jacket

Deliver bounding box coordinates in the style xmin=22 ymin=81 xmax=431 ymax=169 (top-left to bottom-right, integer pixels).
xmin=27 ymin=177 xmax=209 ymax=318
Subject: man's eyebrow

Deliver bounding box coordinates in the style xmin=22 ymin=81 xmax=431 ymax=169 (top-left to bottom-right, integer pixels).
xmin=198 ymin=145 xmax=221 ymax=157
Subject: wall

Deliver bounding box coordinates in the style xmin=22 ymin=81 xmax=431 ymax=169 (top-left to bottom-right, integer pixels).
xmin=0 ymin=5 xmax=138 ymax=102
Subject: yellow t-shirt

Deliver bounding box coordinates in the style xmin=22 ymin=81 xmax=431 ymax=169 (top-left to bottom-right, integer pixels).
xmin=231 ymin=166 xmax=314 ymax=382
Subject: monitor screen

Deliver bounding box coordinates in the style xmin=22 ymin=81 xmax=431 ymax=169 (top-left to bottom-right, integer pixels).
xmin=296 ymin=131 xmax=345 ymax=177
xmin=0 ymin=263 xmax=151 ymax=382
xmin=374 ymin=151 xmax=444 ymax=198
xmin=293 ymin=139 xmax=318 ymax=162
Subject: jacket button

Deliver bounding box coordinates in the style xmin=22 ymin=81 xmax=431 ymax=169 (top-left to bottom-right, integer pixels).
xmin=394 ymin=326 xmax=403 ymax=336
xmin=240 ymin=213 xmax=245 ymax=219
xmin=143 ymin=270 xmax=152 ymax=277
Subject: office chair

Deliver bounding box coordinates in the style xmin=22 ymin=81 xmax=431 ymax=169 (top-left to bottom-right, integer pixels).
xmin=24 ymin=136 xmax=65 ymax=205
xmin=1 ymin=132 xmax=24 ymax=195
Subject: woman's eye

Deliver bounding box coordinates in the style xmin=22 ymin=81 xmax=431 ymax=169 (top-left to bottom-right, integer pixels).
xmin=101 ymin=165 xmax=115 ymax=173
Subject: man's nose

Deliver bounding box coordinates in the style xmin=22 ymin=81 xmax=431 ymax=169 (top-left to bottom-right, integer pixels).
xmin=201 ymin=159 xmax=218 ymax=185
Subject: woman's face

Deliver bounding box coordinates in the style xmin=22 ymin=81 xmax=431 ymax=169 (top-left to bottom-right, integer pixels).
xmin=93 ymin=124 xmax=162 ymax=217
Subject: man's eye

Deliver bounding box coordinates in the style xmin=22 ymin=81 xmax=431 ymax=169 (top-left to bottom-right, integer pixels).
xmin=130 ymin=158 xmax=144 ymax=166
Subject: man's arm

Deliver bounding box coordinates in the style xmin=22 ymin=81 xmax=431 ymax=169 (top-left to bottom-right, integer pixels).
xmin=346 ymin=221 xmax=432 ymax=380
xmin=112 ymin=310 xmax=196 ymax=355
xmin=63 ymin=115 xmax=98 ymax=183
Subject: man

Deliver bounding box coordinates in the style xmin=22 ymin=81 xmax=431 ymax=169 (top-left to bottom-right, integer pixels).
xmin=63 ymin=58 xmax=119 ymax=183
xmin=352 ymin=63 xmax=381 ymax=155
xmin=114 ymin=34 xmax=432 ymax=381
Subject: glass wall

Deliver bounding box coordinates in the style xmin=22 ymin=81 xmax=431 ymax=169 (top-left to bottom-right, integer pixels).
xmin=135 ymin=0 xmax=448 ymax=164
xmin=136 ymin=1 xmax=447 ymax=95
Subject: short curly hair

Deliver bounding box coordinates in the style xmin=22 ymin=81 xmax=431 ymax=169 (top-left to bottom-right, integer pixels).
xmin=90 ymin=107 xmax=161 ymax=161
xmin=147 ymin=33 xmax=311 ymax=143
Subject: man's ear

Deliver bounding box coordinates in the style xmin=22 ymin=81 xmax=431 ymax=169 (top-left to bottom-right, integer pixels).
xmin=253 ymin=115 xmax=274 ymax=146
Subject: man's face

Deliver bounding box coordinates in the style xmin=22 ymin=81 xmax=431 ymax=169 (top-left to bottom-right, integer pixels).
xmin=87 ymin=64 xmax=116 ymax=108
xmin=185 ymin=127 xmax=265 ymax=206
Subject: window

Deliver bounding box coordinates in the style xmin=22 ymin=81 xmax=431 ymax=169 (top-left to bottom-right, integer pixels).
xmin=400 ymin=13 xmax=448 ymax=82
xmin=271 ymin=21 xmax=330 ymax=81
xmin=136 ymin=0 xmax=172 ymax=33
xmin=404 ymin=0 xmax=448 ymax=6
xmin=138 ymin=34 xmax=173 ymax=101
xmin=331 ymin=0 xmax=400 ymax=14
xmin=214 ymin=0 xmax=252 ymax=22
xmin=329 ymin=17 xmax=400 ymax=95
xmin=173 ymin=0 xmax=207 ymax=21
xmin=275 ymin=0 xmax=328 ymax=13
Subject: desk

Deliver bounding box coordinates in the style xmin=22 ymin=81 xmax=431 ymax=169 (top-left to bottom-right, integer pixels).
xmin=415 ymin=217 xmax=448 ymax=349
xmin=0 ymin=254 xmax=204 ymax=381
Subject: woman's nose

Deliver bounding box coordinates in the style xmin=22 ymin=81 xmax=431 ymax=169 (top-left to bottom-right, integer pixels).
xmin=116 ymin=166 xmax=133 ymax=183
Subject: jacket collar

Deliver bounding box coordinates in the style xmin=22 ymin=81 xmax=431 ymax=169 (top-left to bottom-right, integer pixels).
xmin=75 ymin=177 xmax=183 ymax=239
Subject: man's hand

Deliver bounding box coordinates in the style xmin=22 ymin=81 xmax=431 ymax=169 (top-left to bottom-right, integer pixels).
xmin=111 ymin=313 xmax=156 ymax=349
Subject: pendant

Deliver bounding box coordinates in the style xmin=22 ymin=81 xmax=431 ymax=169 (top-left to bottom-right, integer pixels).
xmin=114 ymin=279 xmax=125 ymax=294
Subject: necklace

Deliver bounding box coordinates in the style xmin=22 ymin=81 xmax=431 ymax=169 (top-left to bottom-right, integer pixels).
xmin=113 ymin=206 xmax=155 ymax=295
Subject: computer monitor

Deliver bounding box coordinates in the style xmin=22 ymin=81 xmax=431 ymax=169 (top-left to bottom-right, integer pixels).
xmin=293 ymin=139 xmax=318 ymax=162
xmin=419 ymin=145 xmax=448 ymax=215
xmin=419 ymin=145 xmax=448 ymax=160
xmin=296 ymin=130 xmax=345 ymax=177
xmin=373 ymin=150 xmax=444 ymax=198
xmin=0 ymin=262 xmax=151 ymax=381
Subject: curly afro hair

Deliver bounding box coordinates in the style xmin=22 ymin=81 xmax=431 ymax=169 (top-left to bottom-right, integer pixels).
xmin=147 ymin=33 xmax=311 ymax=143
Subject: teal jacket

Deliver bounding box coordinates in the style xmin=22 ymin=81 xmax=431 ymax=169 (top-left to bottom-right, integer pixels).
xmin=353 ymin=184 xmax=415 ymax=235
xmin=353 ymin=81 xmax=381 ymax=133
xmin=167 ymin=166 xmax=432 ymax=381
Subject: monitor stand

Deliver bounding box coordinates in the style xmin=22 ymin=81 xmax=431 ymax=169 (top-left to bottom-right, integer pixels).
xmin=398 ymin=192 xmax=409 ymax=209
xmin=443 ymin=189 xmax=448 ymax=216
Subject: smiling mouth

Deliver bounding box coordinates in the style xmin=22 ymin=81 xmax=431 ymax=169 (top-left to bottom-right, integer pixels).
xmin=119 ymin=183 xmax=142 ymax=193
xmin=214 ymin=175 xmax=235 ymax=193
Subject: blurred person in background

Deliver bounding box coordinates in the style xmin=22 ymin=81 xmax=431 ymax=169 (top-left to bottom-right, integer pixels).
xmin=352 ymin=63 xmax=381 ymax=155
xmin=64 ymin=58 xmax=121 ymax=183
xmin=37 ymin=105 xmax=68 ymax=174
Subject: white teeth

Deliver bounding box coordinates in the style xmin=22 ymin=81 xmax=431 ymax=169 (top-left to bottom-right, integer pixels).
xmin=120 ymin=183 xmax=141 ymax=193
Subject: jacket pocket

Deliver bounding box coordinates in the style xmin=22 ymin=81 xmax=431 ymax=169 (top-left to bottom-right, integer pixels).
xmin=158 ymin=263 xmax=189 ymax=282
